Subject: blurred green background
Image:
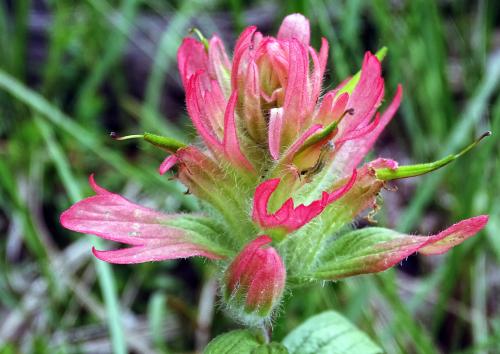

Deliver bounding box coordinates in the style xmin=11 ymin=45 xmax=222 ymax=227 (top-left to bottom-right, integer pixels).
xmin=0 ymin=0 xmax=499 ymax=353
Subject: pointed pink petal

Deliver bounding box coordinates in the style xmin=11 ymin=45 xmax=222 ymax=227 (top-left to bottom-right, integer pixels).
xmin=208 ymin=35 xmax=231 ymax=73
xmin=186 ymin=72 xmax=224 ymax=152
xmin=231 ymin=26 xmax=258 ymax=90
xmin=277 ymin=13 xmax=310 ymax=45
xmin=308 ymin=46 xmax=322 ymax=108
xmin=315 ymin=91 xmax=335 ymax=124
xmin=208 ymin=35 xmax=231 ymax=95
xmin=60 ymin=177 xmax=225 ymax=263
xmin=158 ymin=155 xmax=179 ymax=175
xmin=242 ymin=60 xmax=266 ymax=140
xmin=263 ymin=39 xmax=290 ymax=88
xmin=89 ymin=174 xmax=112 ymax=195
xmin=318 ymin=38 xmax=329 ymax=78
xmin=283 ymin=40 xmax=309 ymax=133
xmin=335 ymin=113 xmax=380 ymax=144
xmin=252 ymin=171 xmax=357 ymax=233
xmin=315 ymin=91 xmax=349 ymax=125
xmin=353 ymin=84 xmax=402 ymax=151
xmin=333 ymin=86 xmax=402 ymax=172
xmin=203 ymin=79 xmax=227 ymax=138
xmin=268 ymin=108 xmax=285 ymax=160
xmin=420 ymin=216 xmax=489 ymax=255
xmin=330 ymin=93 xmax=350 ymax=121
xmin=177 ymin=38 xmax=209 ymax=90
xmin=223 ymin=92 xmax=254 ymax=171
xmin=340 ymin=52 xmax=384 ymax=135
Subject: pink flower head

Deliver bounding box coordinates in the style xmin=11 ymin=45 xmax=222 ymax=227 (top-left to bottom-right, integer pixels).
xmin=224 ymin=236 xmax=286 ymax=324
xmin=60 ymin=14 xmax=489 ymax=325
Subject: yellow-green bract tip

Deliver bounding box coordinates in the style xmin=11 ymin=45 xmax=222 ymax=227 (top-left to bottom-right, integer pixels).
xmin=375 ymin=46 xmax=388 ymax=61
xmin=189 ymin=28 xmax=209 ymax=50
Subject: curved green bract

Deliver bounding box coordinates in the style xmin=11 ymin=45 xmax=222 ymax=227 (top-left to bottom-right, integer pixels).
xmin=143 ymin=132 xmax=187 ymax=152
xmin=376 ymin=131 xmax=491 ymax=181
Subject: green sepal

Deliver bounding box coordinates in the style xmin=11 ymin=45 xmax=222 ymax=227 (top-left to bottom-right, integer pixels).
xmin=143 ymin=132 xmax=186 ymax=152
xmin=375 ymin=131 xmax=491 ymax=181
xmin=282 ymin=311 xmax=382 ymax=354
xmin=111 ymin=132 xmax=186 ymax=153
xmin=337 ymin=46 xmax=388 ymax=96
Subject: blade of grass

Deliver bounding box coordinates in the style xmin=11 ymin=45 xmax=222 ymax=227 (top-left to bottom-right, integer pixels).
xmin=12 ymin=0 xmax=30 ymax=79
xmin=0 ymin=159 xmax=47 ymax=262
xmin=120 ymin=96 xmax=187 ymax=140
xmin=471 ymin=254 xmax=488 ymax=354
xmin=86 ymin=0 xmax=155 ymax=60
xmin=313 ymin=0 xmax=350 ymax=80
xmin=148 ymin=292 xmax=171 ymax=353
xmin=374 ymin=272 xmax=440 ymax=354
xmin=229 ymin=0 xmax=245 ymax=32
xmin=41 ymin=2 xmax=83 ymax=95
xmin=75 ymin=0 xmax=141 ymax=119
xmin=0 ymin=2 xmax=11 ymax=68
xmin=143 ymin=0 xmax=209 ymax=130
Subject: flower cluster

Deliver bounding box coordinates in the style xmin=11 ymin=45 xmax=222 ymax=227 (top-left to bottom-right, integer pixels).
xmin=61 ymin=14 xmax=488 ymax=325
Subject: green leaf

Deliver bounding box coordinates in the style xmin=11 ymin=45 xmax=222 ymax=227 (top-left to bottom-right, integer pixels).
xmin=252 ymin=342 xmax=289 ymax=354
xmin=282 ymin=311 xmax=382 ymax=354
xmin=204 ymin=330 xmax=288 ymax=354
xmin=204 ymin=330 xmax=261 ymax=354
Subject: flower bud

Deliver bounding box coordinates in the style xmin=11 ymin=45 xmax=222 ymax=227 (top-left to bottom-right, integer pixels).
xmin=223 ymin=236 xmax=285 ymax=325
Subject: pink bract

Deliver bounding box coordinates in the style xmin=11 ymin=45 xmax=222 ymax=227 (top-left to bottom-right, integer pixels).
xmin=60 ymin=175 xmax=225 ymax=264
